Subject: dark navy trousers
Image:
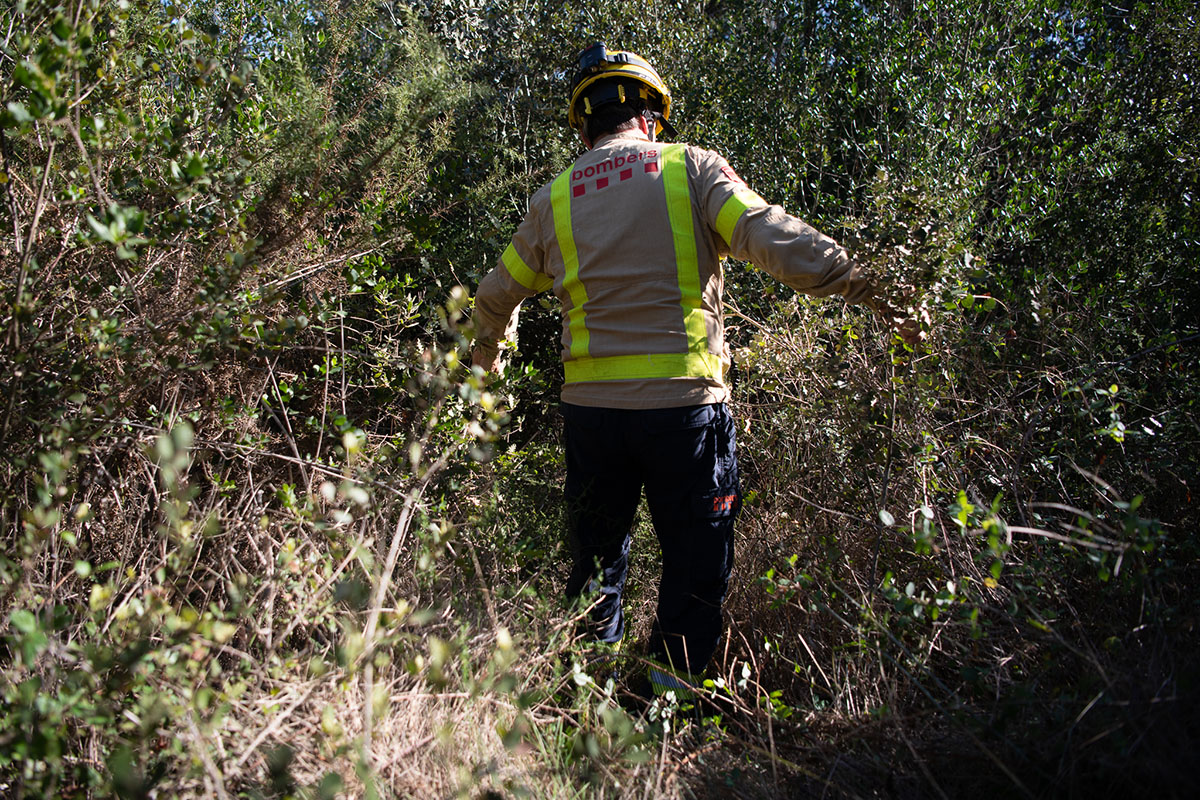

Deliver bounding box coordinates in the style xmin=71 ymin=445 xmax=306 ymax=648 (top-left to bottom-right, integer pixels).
xmin=562 ymin=402 xmax=742 ymax=676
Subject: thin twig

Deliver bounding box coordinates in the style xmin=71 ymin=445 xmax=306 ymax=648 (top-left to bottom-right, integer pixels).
xmin=1099 ymin=331 xmax=1200 ymax=367
xmin=1005 ymin=526 xmax=1129 ymax=553
xmin=787 ymin=488 xmax=866 ymax=523
xmin=870 ymin=358 xmax=900 ymax=589
xmin=360 ymin=443 xmax=451 ymax=757
xmin=187 ymin=714 xmax=233 ymax=800
xmin=233 ymin=684 xmax=317 ymax=770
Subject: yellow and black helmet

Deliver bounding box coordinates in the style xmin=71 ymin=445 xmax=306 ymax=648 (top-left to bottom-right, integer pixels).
xmin=568 ymin=43 xmax=675 ymax=138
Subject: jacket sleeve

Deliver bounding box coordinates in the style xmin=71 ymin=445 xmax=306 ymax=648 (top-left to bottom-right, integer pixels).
xmin=693 ymin=147 xmax=877 ymax=307
xmin=471 ymin=209 xmax=554 ymax=363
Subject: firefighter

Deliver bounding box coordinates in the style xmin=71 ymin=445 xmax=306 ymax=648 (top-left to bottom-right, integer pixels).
xmin=471 ymin=43 xmax=919 ymax=699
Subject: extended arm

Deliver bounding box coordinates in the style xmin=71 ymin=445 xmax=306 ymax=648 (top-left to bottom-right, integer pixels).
xmin=699 ymin=151 xmax=921 ymax=343
xmin=471 ymin=212 xmax=553 ymax=372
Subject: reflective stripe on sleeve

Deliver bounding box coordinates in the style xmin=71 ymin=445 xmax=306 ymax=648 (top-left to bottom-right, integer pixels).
xmin=501 ymin=243 xmax=553 ymax=293
xmin=715 ymin=188 xmax=767 ymax=246
xmin=551 ymin=170 xmax=590 ymax=359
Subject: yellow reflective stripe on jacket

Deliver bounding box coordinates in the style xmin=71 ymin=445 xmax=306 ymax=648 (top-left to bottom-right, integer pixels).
xmin=715 ymin=187 xmax=767 ymax=246
xmin=662 ymin=144 xmax=711 ymax=365
xmin=501 ymin=243 xmax=553 ymax=293
xmin=552 ymin=144 xmax=722 ymax=384
xmin=551 ymin=170 xmax=590 ymax=359
xmin=564 ymin=351 xmax=724 ymax=383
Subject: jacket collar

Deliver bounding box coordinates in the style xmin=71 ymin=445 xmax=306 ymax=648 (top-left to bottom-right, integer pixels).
xmin=592 ymin=129 xmax=652 ymax=148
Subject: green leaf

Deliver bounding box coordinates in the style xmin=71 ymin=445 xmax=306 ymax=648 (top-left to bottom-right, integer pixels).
xmin=317 ymin=772 xmax=345 ymax=800
xmin=10 ymin=608 xmax=37 ymax=634
xmin=185 ymin=153 xmax=207 ymax=178
xmin=21 ymin=630 xmax=49 ymax=662
xmin=87 ymin=214 xmax=116 ymax=243
xmin=51 ymin=16 xmax=72 ymax=40
xmin=12 ymin=63 xmax=40 ymax=92
xmin=5 ymin=101 xmax=33 ymax=124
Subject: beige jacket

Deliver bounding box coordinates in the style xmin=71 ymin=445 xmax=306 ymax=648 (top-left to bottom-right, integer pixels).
xmin=472 ymin=131 xmax=876 ymax=409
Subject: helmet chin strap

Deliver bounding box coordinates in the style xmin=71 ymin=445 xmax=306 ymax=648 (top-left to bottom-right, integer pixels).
xmin=642 ymin=112 xmax=657 ymax=142
xmin=651 ymin=111 xmax=677 ymax=139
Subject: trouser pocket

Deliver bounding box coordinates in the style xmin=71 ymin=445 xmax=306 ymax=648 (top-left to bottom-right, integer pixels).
xmin=691 ymin=404 xmax=741 ymax=522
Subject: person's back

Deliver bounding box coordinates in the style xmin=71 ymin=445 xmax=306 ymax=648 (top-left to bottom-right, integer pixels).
xmin=498 ymin=132 xmax=746 ymax=410
xmin=472 ymin=42 xmax=918 ymax=701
